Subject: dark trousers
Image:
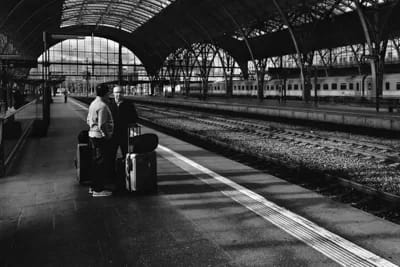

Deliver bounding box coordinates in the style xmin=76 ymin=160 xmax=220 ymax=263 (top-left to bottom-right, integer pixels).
xmin=90 ymin=137 xmax=112 ymax=192
xmin=110 ymin=135 xmax=128 ymax=188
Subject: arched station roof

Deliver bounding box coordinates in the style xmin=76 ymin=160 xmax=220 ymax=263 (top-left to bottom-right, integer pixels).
xmin=1 ymin=0 xmax=400 ymax=76
xmin=60 ymin=0 xmax=175 ymax=33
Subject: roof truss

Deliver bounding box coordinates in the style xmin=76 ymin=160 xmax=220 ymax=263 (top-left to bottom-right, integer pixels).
xmin=61 ymin=0 xmax=175 ymax=33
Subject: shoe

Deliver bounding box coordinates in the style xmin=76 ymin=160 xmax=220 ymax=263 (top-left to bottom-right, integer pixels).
xmin=88 ymin=187 xmax=93 ymax=194
xmin=92 ymin=190 xmax=112 ymax=197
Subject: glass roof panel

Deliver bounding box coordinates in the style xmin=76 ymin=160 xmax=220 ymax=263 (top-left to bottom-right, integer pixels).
xmin=60 ymin=0 xmax=175 ymax=33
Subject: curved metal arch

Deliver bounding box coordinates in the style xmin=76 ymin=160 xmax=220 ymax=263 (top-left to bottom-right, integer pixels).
xmin=271 ymin=0 xmax=307 ymax=100
xmin=36 ymin=36 xmax=150 ymax=81
xmin=13 ymin=0 xmax=62 ymax=35
xmin=0 ymin=0 xmax=62 ymax=29
xmin=20 ymin=16 xmax=56 ymax=52
xmin=194 ymin=41 xmax=248 ymax=76
xmin=31 ymin=25 xmax=159 ymax=76
xmin=179 ymin=4 xmax=251 ymax=77
xmin=60 ymin=0 xmax=175 ymax=33
xmin=162 ymin=42 xmax=245 ymax=77
xmin=0 ymin=0 xmax=28 ymax=29
xmin=151 ymin=36 xmax=249 ymax=77
xmin=61 ymin=11 xmax=147 ymax=28
xmin=0 ymin=0 xmax=63 ymax=56
xmin=134 ymin=1 xmax=221 ymax=74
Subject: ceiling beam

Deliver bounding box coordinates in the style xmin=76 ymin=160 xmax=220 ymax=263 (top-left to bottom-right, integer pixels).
xmin=94 ymin=0 xmax=118 ymax=31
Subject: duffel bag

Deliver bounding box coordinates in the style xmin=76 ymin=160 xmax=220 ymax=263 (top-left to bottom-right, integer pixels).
xmin=128 ymin=133 xmax=158 ymax=154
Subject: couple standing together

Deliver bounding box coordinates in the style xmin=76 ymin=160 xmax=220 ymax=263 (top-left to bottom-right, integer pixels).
xmin=87 ymin=84 xmax=138 ymax=197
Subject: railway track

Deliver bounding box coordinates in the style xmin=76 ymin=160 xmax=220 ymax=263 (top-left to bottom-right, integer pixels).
xmin=137 ymin=104 xmax=400 ymax=218
xmin=138 ymin=104 xmax=400 ymax=166
xmin=73 ymin=97 xmax=400 ymax=223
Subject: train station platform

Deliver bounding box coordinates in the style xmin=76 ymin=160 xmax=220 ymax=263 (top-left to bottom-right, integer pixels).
xmin=1 ymin=96 xmax=400 ymax=266
xmin=129 ymin=95 xmax=400 ymax=132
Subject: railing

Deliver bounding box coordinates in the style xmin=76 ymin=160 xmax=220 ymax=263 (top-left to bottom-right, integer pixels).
xmin=0 ymin=98 xmax=41 ymax=176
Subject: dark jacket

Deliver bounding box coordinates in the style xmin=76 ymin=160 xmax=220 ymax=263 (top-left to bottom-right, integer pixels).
xmin=109 ymin=100 xmax=138 ymax=139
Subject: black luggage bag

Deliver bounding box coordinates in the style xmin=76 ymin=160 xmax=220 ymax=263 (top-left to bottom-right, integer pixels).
xmin=75 ymin=130 xmax=91 ymax=184
xmin=129 ymin=133 xmax=159 ymax=154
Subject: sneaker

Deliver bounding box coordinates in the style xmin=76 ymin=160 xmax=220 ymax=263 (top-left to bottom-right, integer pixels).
xmin=92 ymin=190 xmax=112 ymax=197
xmin=88 ymin=187 xmax=93 ymax=194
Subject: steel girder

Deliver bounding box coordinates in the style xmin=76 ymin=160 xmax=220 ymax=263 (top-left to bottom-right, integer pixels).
xmin=2 ymin=0 xmax=400 ymax=77
xmin=0 ymin=0 xmax=64 ymax=57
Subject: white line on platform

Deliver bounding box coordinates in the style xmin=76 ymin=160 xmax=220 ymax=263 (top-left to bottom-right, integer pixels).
xmin=71 ymin=98 xmax=396 ymax=266
xmin=69 ymin=97 xmax=89 ymax=110
xmin=157 ymin=144 xmax=397 ymax=267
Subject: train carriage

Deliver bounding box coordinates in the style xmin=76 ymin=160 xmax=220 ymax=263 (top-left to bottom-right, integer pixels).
xmin=181 ymin=73 xmax=400 ymax=103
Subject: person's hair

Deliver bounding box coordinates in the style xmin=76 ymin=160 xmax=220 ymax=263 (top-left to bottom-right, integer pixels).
xmin=113 ymin=86 xmax=122 ymax=93
xmin=96 ymin=84 xmax=109 ymax=97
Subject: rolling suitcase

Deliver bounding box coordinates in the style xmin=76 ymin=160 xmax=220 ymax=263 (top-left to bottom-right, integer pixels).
xmin=124 ymin=124 xmax=158 ymax=193
xmin=75 ymin=143 xmax=91 ymax=184
xmin=75 ymin=130 xmax=91 ymax=184
xmin=125 ymin=151 xmax=157 ymax=193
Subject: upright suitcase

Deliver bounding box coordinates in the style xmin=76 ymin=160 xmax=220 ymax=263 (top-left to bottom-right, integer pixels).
xmin=75 ymin=143 xmax=91 ymax=184
xmin=125 ymin=151 xmax=157 ymax=193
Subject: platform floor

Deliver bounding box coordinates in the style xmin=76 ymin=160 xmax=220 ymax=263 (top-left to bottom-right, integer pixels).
xmin=1 ymin=96 xmax=400 ymax=266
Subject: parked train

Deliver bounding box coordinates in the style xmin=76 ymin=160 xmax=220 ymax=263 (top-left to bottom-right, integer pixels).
xmin=178 ymin=74 xmax=400 ymax=100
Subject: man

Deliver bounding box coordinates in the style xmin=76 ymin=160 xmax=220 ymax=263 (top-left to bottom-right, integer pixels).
xmin=109 ymin=86 xmax=138 ymax=189
xmin=87 ymin=84 xmax=114 ymax=197
xmin=63 ymin=88 xmax=68 ymax=103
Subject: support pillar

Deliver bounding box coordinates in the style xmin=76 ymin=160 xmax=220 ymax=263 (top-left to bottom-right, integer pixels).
xmin=355 ymin=2 xmax=380 ymax=111
xmin=216 ymin=49 xmax=235 ymax=98
xmin=149 ymin=75 xmax=158 ymax=96
xmin=256 ymin=59 xmax=268 ymax=101
xmin=0 ymin=64 xmax=5 ymax=176
xmin=355 ymin=1 xmax=397 ymax=111
xmin=196 ymin=44 xmax=217 ymax=100
xmin=303 ymin=52 xmax=314 ymax=103
xmin=42 ymin=31 xmax=50 ymax=127
xmin=272 ymin=0 xmax=309 ymax=102
xmin=118 ymin=39 xmax=123 ymax=86
xmin=0 ymin=119 xmax=4 ymax=177
xmin=184 ymin=78 xmax=190 ymax=97
xmin=220 ymin=5 xmax=261 ymax=101
xmin=178 ymin=49 xmax=196 ymax=98
xmin=0 ymin=65 xmax=7 ymax=114
xmin=313 ymin=67 xmax=318 ymax=106
xmin=166 ymin=57 xmax=180 ymax=98
xmin=149 ymin=74 xmax=164 ymax=96
xmin=239 ymin=60 xmax=249 ymax=80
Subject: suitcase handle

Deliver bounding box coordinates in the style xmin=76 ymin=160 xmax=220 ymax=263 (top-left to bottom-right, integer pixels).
xmin=128 ymin=124 xmax=141 ymax=137
xmin=127 ymin=124 xmax=141 ymax=153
